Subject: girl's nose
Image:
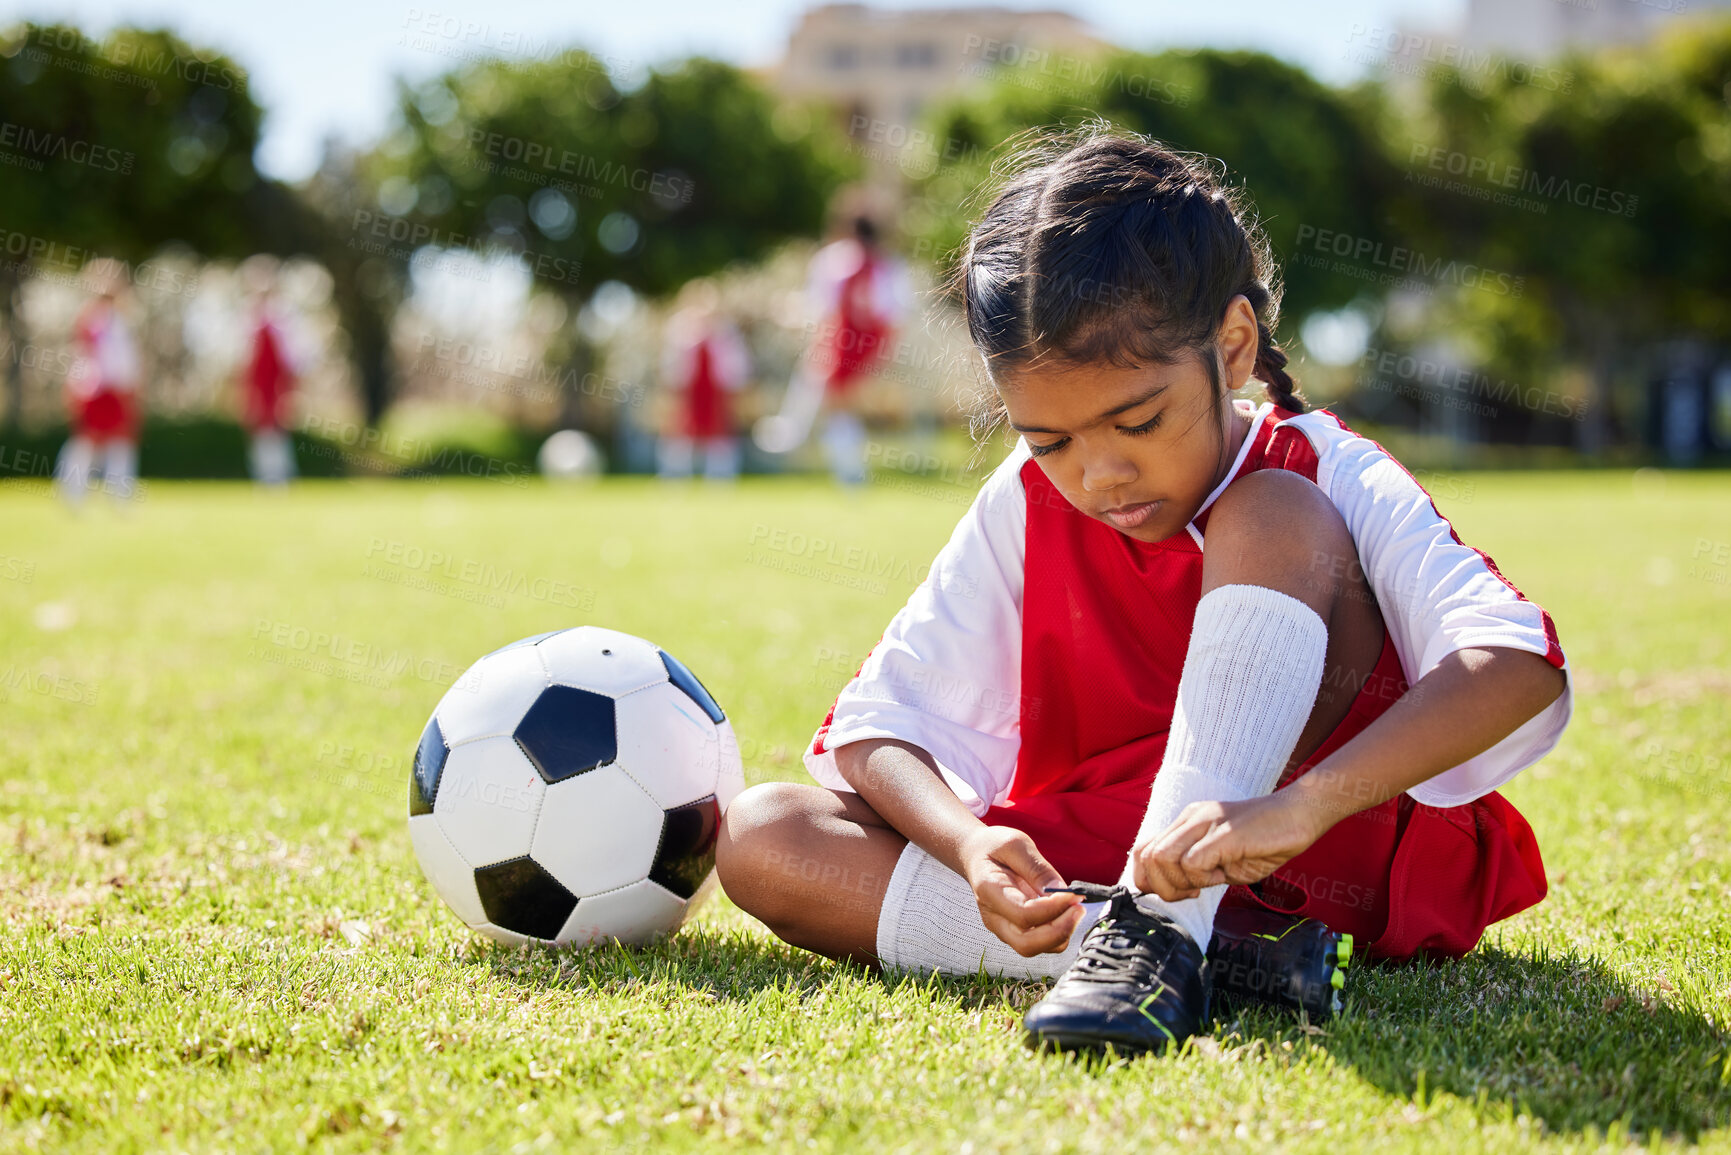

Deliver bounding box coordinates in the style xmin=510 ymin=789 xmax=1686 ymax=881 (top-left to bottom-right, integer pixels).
xmin=1079 ymin=449 xmax=1137 ymax=493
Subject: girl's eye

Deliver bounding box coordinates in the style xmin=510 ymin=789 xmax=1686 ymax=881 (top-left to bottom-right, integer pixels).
xmin=1028 ymin=438 xmax=1068 ymax=459
xmin=1121 ymin=413 xmax=1163 ymax=436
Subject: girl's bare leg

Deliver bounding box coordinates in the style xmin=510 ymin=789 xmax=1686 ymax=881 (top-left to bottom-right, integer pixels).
xmin=716 ymin=783 xmax=906 ymax=964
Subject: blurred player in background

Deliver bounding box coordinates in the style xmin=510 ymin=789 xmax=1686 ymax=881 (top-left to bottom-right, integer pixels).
xmin=658 ymin=280 xmax=751 ymax=481
xmin=754 ymin=216 xmax=910 ymax=484
xmin=55 ymin=274 xmax=142 ymax=506
xmin=240 ymin=280 xmax=303 ymax=486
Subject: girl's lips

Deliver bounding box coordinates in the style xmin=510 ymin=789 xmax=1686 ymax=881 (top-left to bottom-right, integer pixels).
xmin=1102 ymin=500 xmax=1161 ymax=530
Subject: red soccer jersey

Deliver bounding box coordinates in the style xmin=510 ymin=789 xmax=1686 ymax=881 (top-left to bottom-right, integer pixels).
xmin=807 ymin=403 xmax=1570 ymax=960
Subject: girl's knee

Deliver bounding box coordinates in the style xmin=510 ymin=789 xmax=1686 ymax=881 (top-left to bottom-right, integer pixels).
xmin=715 ymin=782 xmax=822 ymax=914
xmin=1205 ymin=469 xmax=1359 ymax=615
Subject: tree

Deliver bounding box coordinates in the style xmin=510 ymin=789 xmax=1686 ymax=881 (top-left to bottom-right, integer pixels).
xmin=375 ymin=53 xmax=849 ymax=427
xmin=907 ymin=49 xmax=1397 ymax=328
xmin=0 ymin=24 xmax=264 ymax=426
xmin=1386 ymin=17 xmax=1731 ymax=449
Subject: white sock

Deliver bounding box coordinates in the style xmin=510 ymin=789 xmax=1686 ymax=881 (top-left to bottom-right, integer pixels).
xmin=1120 ymin=584 xmax=1328 ymax=948
xmin=875 ymin=842 xmax=1105 ymax=979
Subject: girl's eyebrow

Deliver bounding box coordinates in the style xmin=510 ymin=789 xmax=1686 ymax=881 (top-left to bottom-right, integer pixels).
xmin=1009 ymin=384 xmax=1169 ymax=435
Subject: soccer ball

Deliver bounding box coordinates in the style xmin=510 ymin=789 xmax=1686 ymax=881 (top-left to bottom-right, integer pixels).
xmin=537 ymin=429 xmax=603 ymax=480
xmin=407 ymin=626 xmax=744 ymax=946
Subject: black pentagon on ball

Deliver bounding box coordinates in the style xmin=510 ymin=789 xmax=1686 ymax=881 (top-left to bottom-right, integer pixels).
xmin=659 ymin=650 xmax=725 ymax=724
xmin=474 ymin=857 xmax=578 ymax=940
xmin=408 ymin=715 xmax=449 ymax=816
xmin=514 ymin=685 xmax=617 ymax=783
xmin=649 ymin=795 xmax=720 ymax=900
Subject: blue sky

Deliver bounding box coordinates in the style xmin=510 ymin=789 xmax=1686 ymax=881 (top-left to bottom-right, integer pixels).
xmin=5 ymin=0 xmax=1465 ymax=179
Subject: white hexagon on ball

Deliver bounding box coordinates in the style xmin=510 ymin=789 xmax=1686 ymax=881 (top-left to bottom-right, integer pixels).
xmin=407 ymin=814 xmax=486 ymax=927
xmin=555 ymin=878 xmax=689 ymax=947
xmin=537 ymin=626 xmax=667 ymax=697
xmin=613 ymin=681 xmax=723 ymax=809
xmin=434 ymin=643 xmax=549 ymax=746
xmin=532 ymin=763 xmax=664 ymax=897
xmin=432 ymin=735 xmax=545 ymax=867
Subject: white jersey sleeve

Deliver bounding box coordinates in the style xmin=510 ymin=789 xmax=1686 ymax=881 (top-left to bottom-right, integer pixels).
xmin=1293 ymin=411 xmax=1573 ymax=808
xmin=803 ymin=444 xmax=1030 ymax=814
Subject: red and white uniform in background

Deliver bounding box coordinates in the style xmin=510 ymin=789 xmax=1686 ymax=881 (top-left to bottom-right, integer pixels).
xmin=67 ymin=298 xmax=141 ymax=442
xmin=662 ymin=318 xmax=750 ymax=441
xmin=658 ymin=312 xmax=751 ymax=481
xmin=243 ymin=308 xmax=298 ymax=434
xmin=805 ymin=238 xmax=909 ymax=396
xmin=805 ymin=403 xmax=1573 ymax=961
xmin=241 ymin=302 xmax=307 ymax=485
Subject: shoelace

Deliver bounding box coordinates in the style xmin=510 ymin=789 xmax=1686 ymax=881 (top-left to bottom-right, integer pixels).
xmin=1048 ymin=884 xmax=1180 ymax=987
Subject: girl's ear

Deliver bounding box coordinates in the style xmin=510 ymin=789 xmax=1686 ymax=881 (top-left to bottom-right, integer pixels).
xmin=1218 ymin=295 xmax=1261 ymax=391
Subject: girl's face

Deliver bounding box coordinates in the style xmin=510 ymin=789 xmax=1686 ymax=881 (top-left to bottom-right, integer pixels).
xmin=998 ymin=297 xmax=1261 ymax=544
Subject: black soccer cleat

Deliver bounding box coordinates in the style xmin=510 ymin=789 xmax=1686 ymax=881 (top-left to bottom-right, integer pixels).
xmin=1022 ymin=883 xmax=1209 ymax=1057
xmin=1206 ymin=905 xmax=1351 ymax=1021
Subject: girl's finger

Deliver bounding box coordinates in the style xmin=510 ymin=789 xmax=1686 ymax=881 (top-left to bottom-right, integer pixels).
xmin=981 ymin=901 xmax=1082 ymax=956
xmin=1135 ymin=846 xmax=1201 ymax=902
xmin=1179 ymin=826 xmax=1235 ymax=886
xmin=995 ymin=837 xmax=1065 ymax=896
xmin=978 ymin=879 xmax=1078 ymax=930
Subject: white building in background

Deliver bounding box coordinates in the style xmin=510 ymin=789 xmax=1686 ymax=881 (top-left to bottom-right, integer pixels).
xmin=773 ymin=4 xmax=1108 ymax=193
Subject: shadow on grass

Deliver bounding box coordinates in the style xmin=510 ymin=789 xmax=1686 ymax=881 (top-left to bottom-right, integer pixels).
xmin=473 ymin=920 xmax=1048 ymax=1017
xmin=472 ymin=925 xmax=1729 ymax=1140
xmin=1216 ymin=943 xmax=1731 ymax=1141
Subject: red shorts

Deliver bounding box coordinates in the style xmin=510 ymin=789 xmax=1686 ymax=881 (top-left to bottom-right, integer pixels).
xmin=982 ymin=634 xmax=1547 ymax=961
xmin=76 ymin=388 xmax=137 ymax=442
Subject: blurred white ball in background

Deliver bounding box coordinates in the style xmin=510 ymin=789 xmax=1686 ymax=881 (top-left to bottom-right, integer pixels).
xmin=538 ymin=429 xmax=603 ymax=480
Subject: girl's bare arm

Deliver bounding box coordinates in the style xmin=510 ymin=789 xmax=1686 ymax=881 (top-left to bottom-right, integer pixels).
xmin=837 ymin=739 xmax=1083 ymax=954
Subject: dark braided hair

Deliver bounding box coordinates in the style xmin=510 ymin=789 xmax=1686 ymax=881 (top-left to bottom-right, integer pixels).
xmin=958 ymin=129 xmax=1304 ymax=432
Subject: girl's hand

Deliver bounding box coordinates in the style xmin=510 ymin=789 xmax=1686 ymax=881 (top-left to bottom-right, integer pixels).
xmin=958 ymin=826 xmax=1083 ymax=957
xmin=1131 ymin=792 xmax=1329 ymax=901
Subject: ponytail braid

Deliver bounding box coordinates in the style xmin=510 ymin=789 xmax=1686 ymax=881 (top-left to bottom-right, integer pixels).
xmin=1254 ymin=320 xmax=1305 ymax=413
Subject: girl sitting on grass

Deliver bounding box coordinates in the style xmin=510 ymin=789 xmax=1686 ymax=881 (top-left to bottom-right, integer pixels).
xmin=716 ymin=131 xmax=1572 ymax=1054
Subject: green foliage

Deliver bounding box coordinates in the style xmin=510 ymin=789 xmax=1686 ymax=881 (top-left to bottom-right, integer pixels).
xmin=0 ymin=24 xmax=264 ymax=261
xmin=0 ymin=473 xmax=1728 ymax=1150
xmin=1391 ymin=16 xmax=1731 ymax=374
xmin=907 ymin=49 xmax=1397 ymax=329
xmin=379 ymin=54 xmax=849 ymax=302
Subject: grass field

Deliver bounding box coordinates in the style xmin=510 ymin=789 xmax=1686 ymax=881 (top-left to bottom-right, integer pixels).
xmin=1 ymin=469 xmax=1729 ymax=1153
